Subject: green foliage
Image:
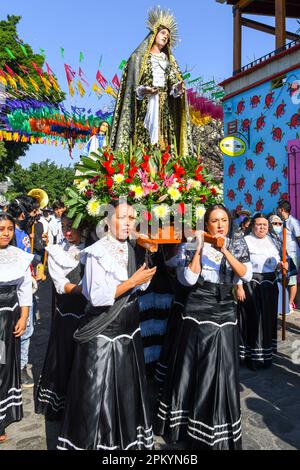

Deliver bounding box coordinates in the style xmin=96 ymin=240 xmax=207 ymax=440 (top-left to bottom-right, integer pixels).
xmin=6 ymin=159 xmax=75 ymax=203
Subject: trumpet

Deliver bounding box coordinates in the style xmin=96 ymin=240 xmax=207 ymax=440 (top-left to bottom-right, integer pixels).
xmin=27 ymin=188 xmax=49 ymax=209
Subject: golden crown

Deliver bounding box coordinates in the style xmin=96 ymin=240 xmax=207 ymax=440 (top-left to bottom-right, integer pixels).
xmin=146 ymin=6 xmax=179 ymax=48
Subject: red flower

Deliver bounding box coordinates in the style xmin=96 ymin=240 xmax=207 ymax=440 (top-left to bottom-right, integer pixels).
xmin=102 ymin=161 xmax=115 ymax=176
xmin=128 ymin=167 xmax=138 ymax=178
xmin=141 ymin=162 xmax=150 ymax=172
xmin=173 ymin=164 xmax=185 ymax=177
xmin=178 ymin=186 xmax=186 ymax=192
xmin=199 ymin=195 xmax=207 ymax=203
xmin=118 ymin=163 xmax=125 ymax=174
xmin=162 ymin=152 xmax=170 ymax=165
xmin=143 ymin=154 xmax=150 ymax=162
xmin=195 ymin=165 xmax=203 ymax=174
xmin=210 ymin=188 xmax=217 ymax=196
xmin=142 ymin=211 xmax=152 ymax=221
xmin=125 ymin=177 xmax=133 ymax=183
xmin=85 ymin=189 xmax=94 ymax=199
xmin=178 ymin=203 xmax=186 ymax=215
xmin=105 ymin=177 xmax=113 ymax=188
xmin=195 ymin=173 xmax=206 ymax=183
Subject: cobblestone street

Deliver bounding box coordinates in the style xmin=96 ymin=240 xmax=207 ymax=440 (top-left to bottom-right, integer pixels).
xmin=1 ymin=279 xmax=300 ymax=451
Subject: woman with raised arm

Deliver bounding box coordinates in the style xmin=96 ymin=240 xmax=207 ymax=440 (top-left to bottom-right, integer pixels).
xmin=57 ymin=200 xmax=157 ymax=450
xmin=156 ymin=204 xmax=252 ymax=450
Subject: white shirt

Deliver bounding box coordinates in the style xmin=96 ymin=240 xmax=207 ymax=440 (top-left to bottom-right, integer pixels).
xmin=40 ymin=215 xmax=53 ymax=234
xmin=245 ymin=233 xmax=281 ymax=273
xmin=173 ymin=242 xmax=252 ymax=287
xmin=284 ymin=215 xmax=300 ymax=260
xmin=81 ymin=235 xmax=149 ymax=307
xmin=48 ymin=217 xmax=64 ymax=245
xmin=46 ymin=240 xmax=84 ymax=295
xmin=0 ymin=245 xmax=33 ymax=306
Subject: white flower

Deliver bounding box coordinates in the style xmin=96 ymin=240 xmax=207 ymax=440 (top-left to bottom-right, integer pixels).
xmin=113 ymin=173 xmax=125 ymax=184
xmin=195 ymin=205 xmax=206 ymax=220
xmin=167 ymin=186 xmax=181 ymax=202
xmin=153 ymin=204 xmax=170 ymax=220
xmin=76 ymin=179 xmax=89 ymax=193
xmin=187 ymin=179 xmax=201 ymax=189
xmin=86 ymin=198 xmax=101 ymax=217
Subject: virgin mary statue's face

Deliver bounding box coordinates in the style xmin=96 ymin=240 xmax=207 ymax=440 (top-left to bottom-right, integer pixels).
xmin=154 ymin=28 xmax=170 ymax=50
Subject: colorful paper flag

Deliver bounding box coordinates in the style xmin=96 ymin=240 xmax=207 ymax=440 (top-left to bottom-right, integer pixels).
xmin=60 ymin=47 xmax=65 ymax=58
xmin=77 ymin=80 xmax=86 ymax=97
xmin=79 ymin=67 xmax=89 ymax=87
xmin=112 ymin=74 xmax=120 ymax=89
xmin=31 ymin=61 xmax=43 ymax=76
xmin=28 ymin=76 xmax=40 ymax=92
xmin=64 ymin=64 xmax=76 ymax=85
xmin=79 ymin=51 xmax=84 ymax=62
xmin=16 ymin=75 xmax=28 ymax=89
xmin=96 ymin=70 xmax=107 ymax=89
xmin=119 ymin=59 xmax=127 ymax=70
xmin=105 ymin=85 xmax=118 ymax=99
xmin=4 ymin=64 xmax=15 ymax=77
xmin=19 ymin=44 xmax=28 ymax=56
xmin=18 ymin=63 xmax=29 ymax=74
xmin=4 ymin=47 xmax=16 ymax=60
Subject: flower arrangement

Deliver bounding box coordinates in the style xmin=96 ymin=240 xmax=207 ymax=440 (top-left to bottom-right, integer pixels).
xmin=65 ymin=145 xmax=223 ymax=229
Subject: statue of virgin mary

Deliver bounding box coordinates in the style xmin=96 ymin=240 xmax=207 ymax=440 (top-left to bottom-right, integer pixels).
xmin=110 ymin=7 xmax=193 ymax=156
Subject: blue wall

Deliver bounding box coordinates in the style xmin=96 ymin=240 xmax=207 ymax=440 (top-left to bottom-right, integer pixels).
xmin=223 ymin=67 xmax=300 ymax=214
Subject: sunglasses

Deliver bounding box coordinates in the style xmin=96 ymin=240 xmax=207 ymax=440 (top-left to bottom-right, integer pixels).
xmin=272 ymin=222 xmax=282 ymax=226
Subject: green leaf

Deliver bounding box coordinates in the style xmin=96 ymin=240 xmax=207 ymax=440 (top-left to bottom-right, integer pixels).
xmin=67 ymin=207 xmax=77 ymax=218
xmin=78 ymin=157 xmax=99 ymax=170
xmin=65 ymin=198 xmax=79 ymax=207
xmin=73 ymin=212 xmax=83 ymax=229
xmin=65 ymin=187 xmax=80 ymax=199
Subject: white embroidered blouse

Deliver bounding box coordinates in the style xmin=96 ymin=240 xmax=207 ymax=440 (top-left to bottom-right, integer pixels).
xmin=81 ymin=235 xmax=149 ymax=307
xmin=46 ymin=240 xmax=85 ymax=295
xmin=0 ymin=245 xmax=33 ymax=306
xmin=167 ymin=242 xmax=252 ymax=287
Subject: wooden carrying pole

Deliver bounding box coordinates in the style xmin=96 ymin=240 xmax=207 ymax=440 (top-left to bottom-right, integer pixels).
xmin=282 ymin=221 xmax=287 ymax=341
xmin=30 ymin=223 xmax=35 ymax=254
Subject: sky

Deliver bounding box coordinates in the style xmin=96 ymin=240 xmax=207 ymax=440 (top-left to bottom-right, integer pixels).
xmin=1 ymin=0 xmax=299 ymax=168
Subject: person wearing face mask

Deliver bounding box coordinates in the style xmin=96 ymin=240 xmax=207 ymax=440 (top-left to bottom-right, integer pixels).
xmin=269 ymin=214 xmax=283 ymax=237
xmin=35 ymin=214 xmax=87 ymax=423
xmin=236 ymin=213 xmax=288 ymax=370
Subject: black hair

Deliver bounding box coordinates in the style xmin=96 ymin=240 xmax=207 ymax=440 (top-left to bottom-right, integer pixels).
xmin=240 ymin=216 xmax=251 ymax=228
xmin=96 ymin=120 xmax=111 ymax=134
xmin=277 ymin=199 xmax=291 ymax=214
xmin=0 ymin=211 xmax=15 ymax=227
xmin=52 ymin=201 xmax=66 ymax=211
xmin=204 ymin=203 xmax=232 ymax=236
xmin=0 ymin=212 xmax=15 ymax=245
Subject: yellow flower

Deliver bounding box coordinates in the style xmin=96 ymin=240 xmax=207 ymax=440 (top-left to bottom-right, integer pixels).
xmin=113 ymin=173 xmax=125 ymax=184
xmin=130 ymin=185 xmax=144 ymax=200
xmin=167 ymin=186 xmax=181 ymax=202
xmin=187 ymin=178 xmax=201 ymax=189
xmin=76 ymin=179 xmax=89 ymax=193
xmin=153 ymin=204 xmax=170 ymax=220
xmin=195 ymin=205 xmax=206 ymax=220
xmin=86 ymin=198 xmax=101 ymax=217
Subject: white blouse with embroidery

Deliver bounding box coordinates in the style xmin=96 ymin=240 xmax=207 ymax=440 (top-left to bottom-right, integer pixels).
xmin=0 ymin=245 xmax=33 ymax=306
xmin=81 ymin=235 xmax=149 ymax=307
xmin=244 ymin=233 xmax=281 ymax=273
xmin=46 ymin=240 xmax=85 ymax=295
xmin=170 ymin=242 xmax=252 ymax=287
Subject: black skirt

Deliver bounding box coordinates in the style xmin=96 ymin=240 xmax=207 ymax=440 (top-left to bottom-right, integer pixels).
xmin=57 ymin=296 xmax=154 ymax=450
xmin=35 ymin=292 xmax=86 ymax=420
xmin=155 ymin=281 xmax=242 ymax=450
xmin=238 ymin=272 xmax=278 ymax=369
xmin=0 ymin=285 xmax=22 ymax=431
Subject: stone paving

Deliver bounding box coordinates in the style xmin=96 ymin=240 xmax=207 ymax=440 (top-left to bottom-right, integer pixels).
xmin=1 ymin=278 xmax=300 ymax=450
